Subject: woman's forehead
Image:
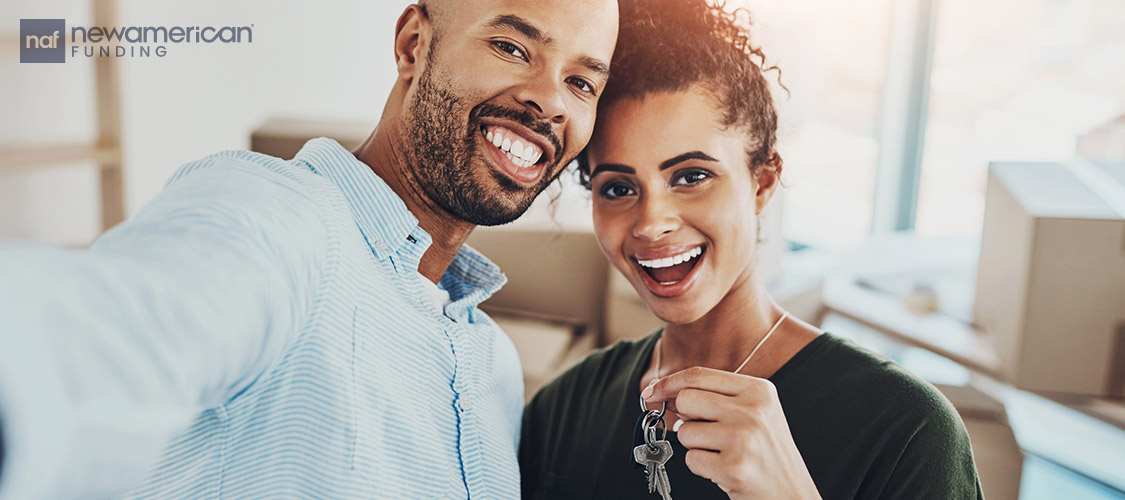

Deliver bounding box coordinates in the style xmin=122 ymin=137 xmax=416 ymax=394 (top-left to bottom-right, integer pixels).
xmin=590 ymin=91 xmax=742 ymax=166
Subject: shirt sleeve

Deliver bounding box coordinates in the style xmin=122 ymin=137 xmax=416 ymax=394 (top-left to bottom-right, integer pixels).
xmin=878 ymin=393 xmax=985 ymax=500
xmin=0 ymin=155 xmax=328 ymax=500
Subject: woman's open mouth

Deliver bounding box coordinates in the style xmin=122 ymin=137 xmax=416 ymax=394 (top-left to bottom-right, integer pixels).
xmin=633 ymin=245 xmax=706 ymax=298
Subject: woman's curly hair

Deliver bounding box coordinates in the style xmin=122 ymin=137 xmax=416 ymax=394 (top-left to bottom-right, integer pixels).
xmin=577 ymin=0 xmax=782 ymax=188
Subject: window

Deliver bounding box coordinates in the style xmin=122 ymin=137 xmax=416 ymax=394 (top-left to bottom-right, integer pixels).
xmin=915 ymin=0 xmax=1125 ymax=237
xmin=739 ymin=0 xmax=895 ymax=249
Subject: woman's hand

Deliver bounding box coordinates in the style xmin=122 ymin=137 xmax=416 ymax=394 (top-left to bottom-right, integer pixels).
xmin=643 ymin=367 xmax=821 ymax=500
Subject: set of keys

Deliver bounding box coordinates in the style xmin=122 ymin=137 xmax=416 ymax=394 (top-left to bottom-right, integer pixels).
xmin=633 ymin=394 xmax=674 ymax=500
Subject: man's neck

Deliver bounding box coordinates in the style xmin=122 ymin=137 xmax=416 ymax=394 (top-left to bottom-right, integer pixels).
xmin=352 ymin=122 xmax=475 ymax=284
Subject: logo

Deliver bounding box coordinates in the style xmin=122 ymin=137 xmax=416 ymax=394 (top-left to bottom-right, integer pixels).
xmin=20 ymin=19 xmax=66 ymax=63
xmin=19 ymin=19 xmax=254 ymax=63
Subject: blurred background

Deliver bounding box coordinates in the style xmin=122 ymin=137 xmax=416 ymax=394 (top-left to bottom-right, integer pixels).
xmin=2 ymin=0 xmax=1123 ymax=498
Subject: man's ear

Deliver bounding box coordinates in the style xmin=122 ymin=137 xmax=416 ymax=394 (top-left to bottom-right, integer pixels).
xmin=394 ymin=5 xmax=432 ymax=85
xmin=754 ymin=160 xmax=782 ymax=215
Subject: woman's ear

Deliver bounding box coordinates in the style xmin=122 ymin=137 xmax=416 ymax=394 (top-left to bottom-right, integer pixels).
xmin=754 ymin=159 xmax=782 ymax=215
xmin=393 ymin=5 xmax=433 ymax=86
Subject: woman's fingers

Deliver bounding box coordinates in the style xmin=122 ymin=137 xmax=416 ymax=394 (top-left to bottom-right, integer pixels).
xmin=673 ymin=419 xmax=731 ymax=451
xmin=670 ymin=388 xmax=729 ymax=421
xmin=644 ymin=366 xmax=749 ymax=403
xmin=683 ymin=448 xmax=727 ymax=487
xmin=644 ymin=366 xmax=777 ymax=412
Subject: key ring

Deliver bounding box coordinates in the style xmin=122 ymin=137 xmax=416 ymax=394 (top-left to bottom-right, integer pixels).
xmin=642 ymin=409 xmax=667 ymax=452
xmin=639 ymin=393 xmax=667 ymax=420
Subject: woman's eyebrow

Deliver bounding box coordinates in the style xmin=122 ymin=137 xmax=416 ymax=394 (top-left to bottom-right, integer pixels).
xmin=590 ymin=163 xmax=635 ymax=179
xmin=591 ymin=151 xmax=719 ymax=179
xmin=659 ymin=151 xmax=719 ymax=170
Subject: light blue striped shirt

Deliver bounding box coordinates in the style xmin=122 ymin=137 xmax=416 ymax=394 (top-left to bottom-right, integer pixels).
xmin=0 ymin=138 xmax=524 ymax=499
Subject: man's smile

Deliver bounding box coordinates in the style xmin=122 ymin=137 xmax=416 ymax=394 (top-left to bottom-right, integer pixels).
xmin=484 ymin=125 xmax=543 ymax=168
xmin=478 ymin=120 xmax=555 ymax=186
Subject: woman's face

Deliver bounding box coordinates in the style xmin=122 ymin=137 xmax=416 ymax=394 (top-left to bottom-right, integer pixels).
xmin=586 ymin=88 xmax=777 ymax=324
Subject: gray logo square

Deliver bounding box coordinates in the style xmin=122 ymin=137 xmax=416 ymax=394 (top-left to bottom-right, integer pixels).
xmin=20 ymin=19 xmax=66 ymax=63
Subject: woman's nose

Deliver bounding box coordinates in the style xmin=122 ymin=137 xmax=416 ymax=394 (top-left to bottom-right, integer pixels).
xmin=632 ymin=193 xmax=680 ymax=241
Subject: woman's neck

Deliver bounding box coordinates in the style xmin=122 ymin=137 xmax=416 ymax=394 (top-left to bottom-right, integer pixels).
xmin=659 ymin=277 xmax=784 ymax=376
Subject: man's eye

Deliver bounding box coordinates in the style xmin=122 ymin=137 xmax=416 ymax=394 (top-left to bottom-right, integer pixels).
xmin=674 ymin=170 xmax=712 ymax=186
xmin=493 ymin=41 xmax=527 ymax=61
xmin=567 ymin=77 xmax=596 ymax=95
xmin=599 ymin=183 xmax=636 ymax=199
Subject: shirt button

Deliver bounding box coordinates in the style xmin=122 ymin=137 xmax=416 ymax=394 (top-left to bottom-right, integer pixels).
xmin=458 ymin=395 xmax=473 ymax=411
xmin=374 ymin=240 xmax=389 ymax=252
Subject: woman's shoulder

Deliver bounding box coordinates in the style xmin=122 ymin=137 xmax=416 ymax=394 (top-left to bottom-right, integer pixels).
xmin=780 ymin=334 xmax=981 ymax=496
xmin=782 ymin=333 xmax=964 ymax=428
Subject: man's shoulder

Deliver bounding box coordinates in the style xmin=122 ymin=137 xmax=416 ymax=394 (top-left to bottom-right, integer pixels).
xmin=165 ymin=148 xmax=329 ymax=197
xmin=117 ymin=148 xmax=343 ymax=255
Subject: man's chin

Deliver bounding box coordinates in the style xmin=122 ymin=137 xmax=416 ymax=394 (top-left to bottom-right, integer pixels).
xmin=438 ymin=160 xmax=552 ymax=226
xmin=457 ymin=208 xmax=525 ymax=227
xmin=458 ymin=194 xmax=536 ymax=226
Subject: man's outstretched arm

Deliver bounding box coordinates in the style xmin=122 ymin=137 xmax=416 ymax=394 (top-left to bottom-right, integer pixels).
xmin=0 ymin=156 xmax=327 ymax=499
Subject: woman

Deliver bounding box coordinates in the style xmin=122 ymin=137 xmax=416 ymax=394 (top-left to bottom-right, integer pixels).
xmin=518 ymin=1 xmax=983 ymax=499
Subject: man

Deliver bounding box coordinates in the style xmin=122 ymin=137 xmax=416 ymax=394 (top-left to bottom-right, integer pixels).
xmin=0 ymin=1 xmax=617 ymax=498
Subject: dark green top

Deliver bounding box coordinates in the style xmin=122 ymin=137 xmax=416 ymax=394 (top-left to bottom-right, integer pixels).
xmin=520 ymin=332 xmax=984 ymax=499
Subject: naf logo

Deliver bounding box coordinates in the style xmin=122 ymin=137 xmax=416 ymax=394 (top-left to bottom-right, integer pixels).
xmin=20 ymin=19 xmax=66 ymax=63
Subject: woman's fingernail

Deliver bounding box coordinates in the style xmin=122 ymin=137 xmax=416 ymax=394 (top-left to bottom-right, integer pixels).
xmin=641 ymin=382 xmax=655 ymax=399
xmin=673 ymin=419 xmax=684 ymax=432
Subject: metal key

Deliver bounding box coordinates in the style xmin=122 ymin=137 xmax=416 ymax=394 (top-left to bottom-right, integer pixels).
xmin=654 ymin=464 xmax=672 ymax=500
xmin=634 ymin=440 xmax=673 ymax=500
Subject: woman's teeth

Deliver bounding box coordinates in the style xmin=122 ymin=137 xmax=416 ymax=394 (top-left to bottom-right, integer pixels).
xmin=485 ymin=126 xmax=543 ymax=168
xmin=637 ymin=247 xmax=703 ymax=269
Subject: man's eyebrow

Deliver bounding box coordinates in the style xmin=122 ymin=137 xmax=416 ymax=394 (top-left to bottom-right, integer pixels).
xmin=660 ymin=151 xmax=719 ymax=170
xmin=590 ymin=163 xmax=635 ymax=178
xmin=579 ymin=55 xmax=611 ymax=79
xmin=485 ymin=15 xmax=609 ymax=79
xmin=486 ymin=14 xmax=553 ymax=45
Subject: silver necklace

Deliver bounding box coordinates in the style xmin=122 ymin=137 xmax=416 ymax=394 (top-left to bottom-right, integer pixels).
xmin=653 ymin=310 xmax=790 ymax=382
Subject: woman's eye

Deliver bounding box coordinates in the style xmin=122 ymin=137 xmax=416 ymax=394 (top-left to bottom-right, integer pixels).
xmin=493 ymin=41 xmax=527 ymax=61
xmin=599 ymin=182 xmax=636 ymax=199
xmin=674 ymin=170 xmax=712 ymax=186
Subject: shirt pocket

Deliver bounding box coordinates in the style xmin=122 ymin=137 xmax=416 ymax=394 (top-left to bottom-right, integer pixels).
xmin=350 ymin=303 xmax=457 ymax=499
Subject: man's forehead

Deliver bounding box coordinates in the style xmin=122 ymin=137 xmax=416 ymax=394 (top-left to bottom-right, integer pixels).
xmin=441 ymin=0 xmax=618 ymax=60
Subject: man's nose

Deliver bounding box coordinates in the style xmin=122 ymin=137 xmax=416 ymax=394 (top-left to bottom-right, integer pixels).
xmin=514 ymin=73 xmax=569 ymax=126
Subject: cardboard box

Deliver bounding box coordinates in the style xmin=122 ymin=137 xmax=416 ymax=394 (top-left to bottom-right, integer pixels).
xmin=973 ymin=161 xmax=1125 ymax=397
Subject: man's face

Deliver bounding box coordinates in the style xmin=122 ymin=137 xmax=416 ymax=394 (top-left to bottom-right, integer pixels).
xmin=403 ymin=0 xmax=618 ymax=226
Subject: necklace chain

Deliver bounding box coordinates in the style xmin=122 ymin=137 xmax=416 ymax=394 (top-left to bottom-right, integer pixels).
xmin=654 ymin=311 xmax=790 ymax=380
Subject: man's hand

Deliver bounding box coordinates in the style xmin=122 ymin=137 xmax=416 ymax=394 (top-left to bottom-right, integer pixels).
xmin=643 ymin=367 xmax=822 ymax=500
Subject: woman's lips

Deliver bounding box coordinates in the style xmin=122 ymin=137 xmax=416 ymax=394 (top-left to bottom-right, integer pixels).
xmin=633 ymin=246 xmax=706 ymax=298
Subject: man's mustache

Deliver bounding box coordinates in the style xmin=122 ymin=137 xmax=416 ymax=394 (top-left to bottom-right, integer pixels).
xmin=471 ymin=103 xmax=564 ymax=166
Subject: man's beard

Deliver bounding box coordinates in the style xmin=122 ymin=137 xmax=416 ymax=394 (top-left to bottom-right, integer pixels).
xmin=404 ymin=58 xmax=565 ymax=226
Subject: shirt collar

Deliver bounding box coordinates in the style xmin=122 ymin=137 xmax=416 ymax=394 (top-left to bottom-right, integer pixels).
xmin=292 ymin=137 xmax=506 ymax=310
xmin=293 ymin=137 xmax=418 ymax=260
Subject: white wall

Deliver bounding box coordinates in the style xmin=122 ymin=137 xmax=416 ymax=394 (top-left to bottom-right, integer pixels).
xmin=2 ymin=0 xmax=784 ymax=266
xmin=2 ymin=0 xmax=412 ymax=245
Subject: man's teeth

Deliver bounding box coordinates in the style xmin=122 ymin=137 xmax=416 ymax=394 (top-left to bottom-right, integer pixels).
xmin=637 ymin=247 xmax=703 ymax=269
xmin=485 ymin=126 xmax=543 ymax=168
